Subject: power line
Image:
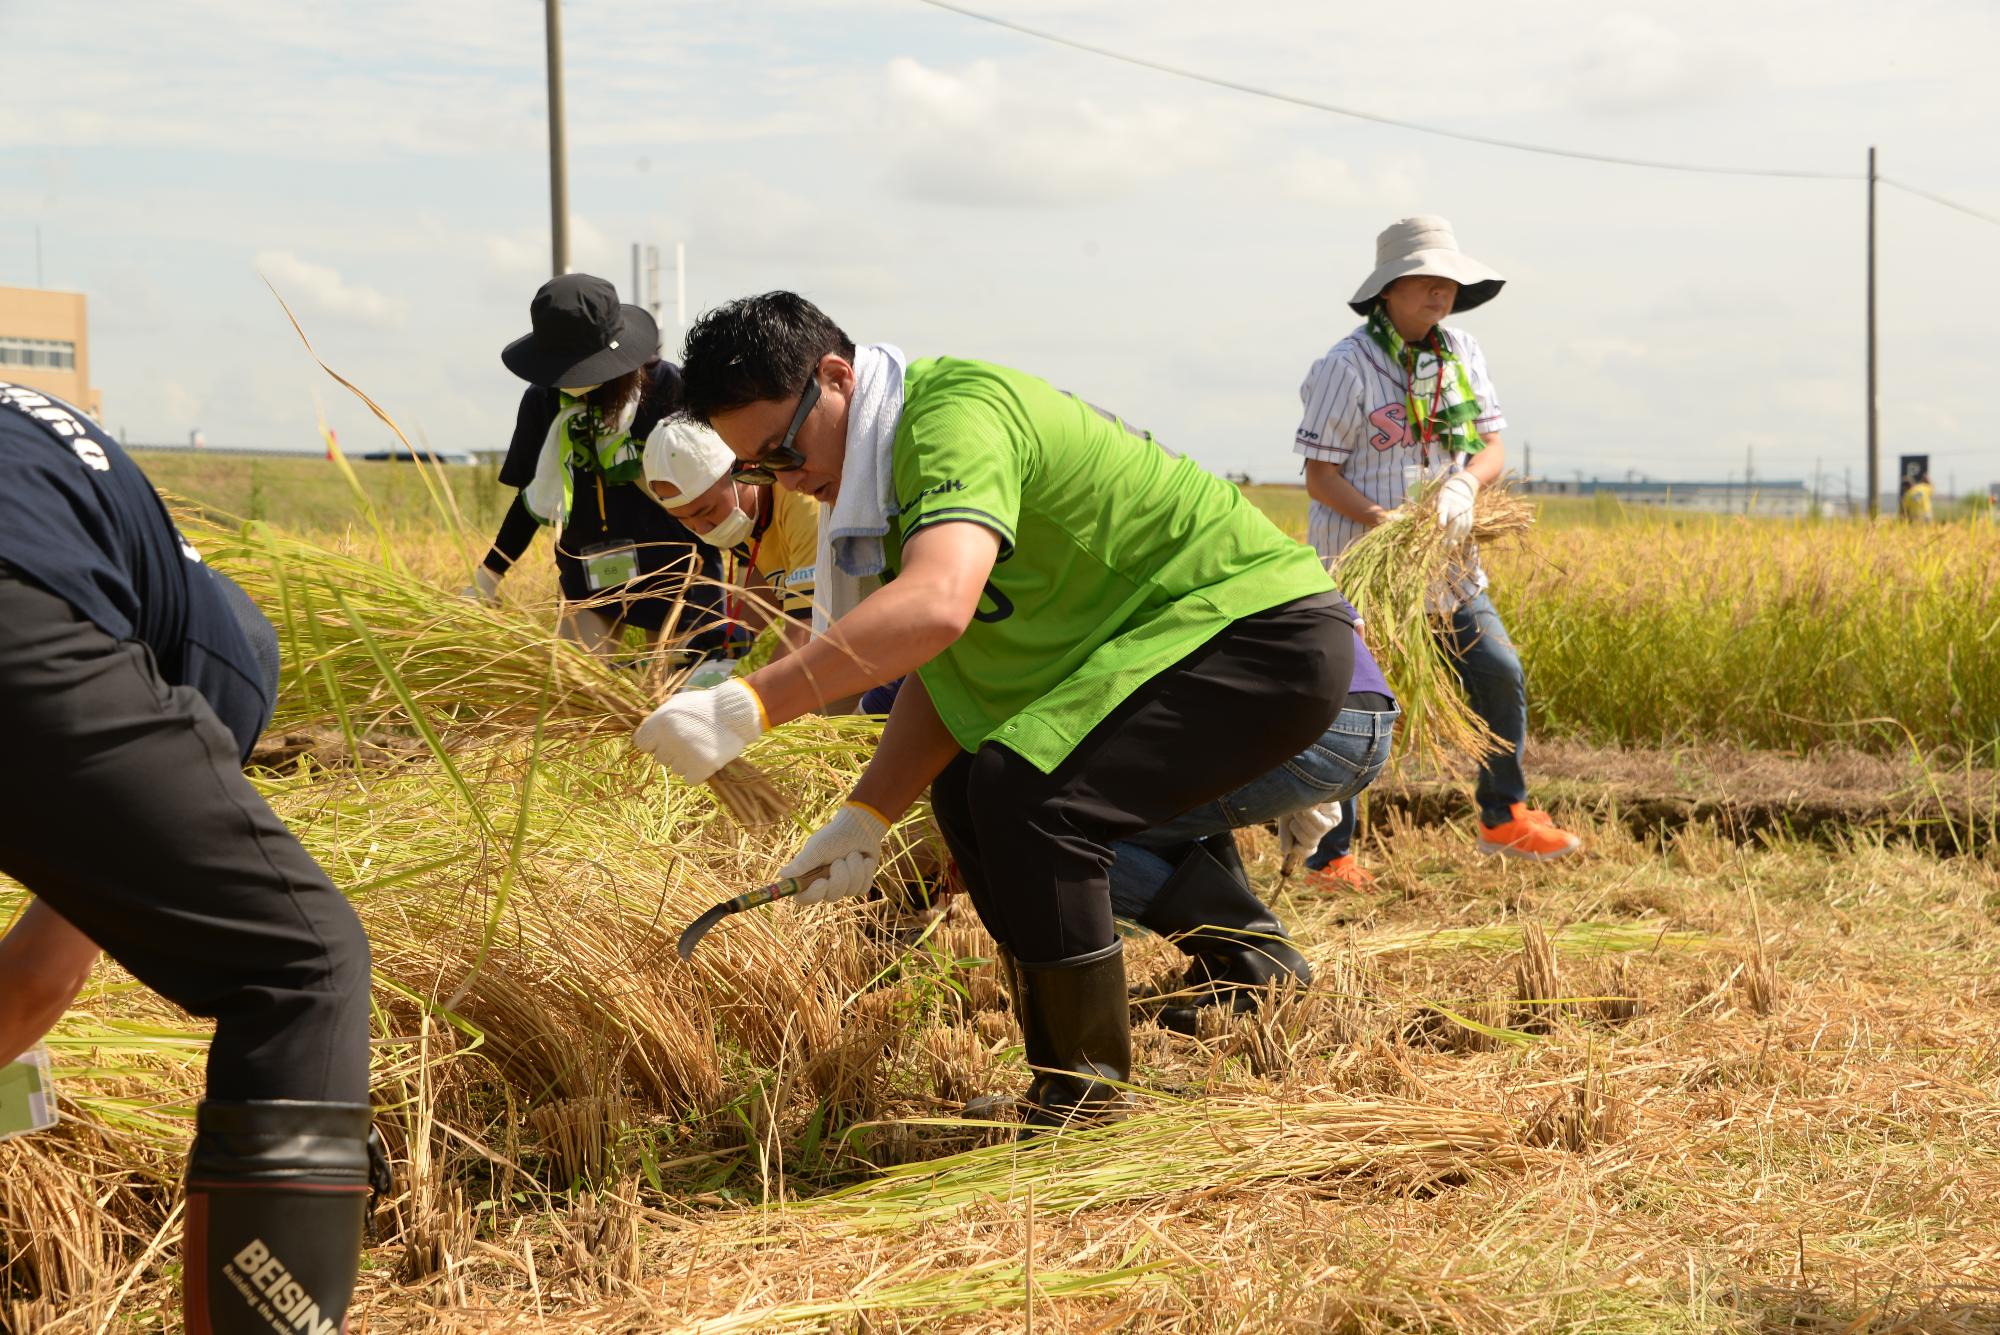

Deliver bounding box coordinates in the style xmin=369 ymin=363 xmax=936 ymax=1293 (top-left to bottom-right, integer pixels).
xmin=914 ymin=0 xmax=2000 ymax=231
xmin=910 ymin=0 xmax=1858 ymax=181
xmin=1882 ymin=177 xmax=2000 ymax=229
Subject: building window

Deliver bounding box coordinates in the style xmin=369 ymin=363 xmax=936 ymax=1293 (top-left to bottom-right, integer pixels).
xmin=0 ymin=337 xmax=78 ymax=371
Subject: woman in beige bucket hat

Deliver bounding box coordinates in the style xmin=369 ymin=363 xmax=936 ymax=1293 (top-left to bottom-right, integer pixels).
xmin=1291 ymin=215 xmax=1582 ymax=869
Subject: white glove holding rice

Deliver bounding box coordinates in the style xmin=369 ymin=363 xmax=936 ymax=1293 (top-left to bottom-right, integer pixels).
xmin=1435 ymin=471 xmax=1480 ymax=545
xmin=632 ymin=678 xmax=766 ymax=783
xmin=460 ymin=565 xmax=502 ymax=606
xmin=1278 ymin=801 xmax=1339 ymax=869
xmin=781 ymin=802 xmax=890 ymax=905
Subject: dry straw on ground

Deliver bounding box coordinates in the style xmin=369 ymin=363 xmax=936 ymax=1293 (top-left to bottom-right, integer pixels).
xmin=3 ymin=487 xmax=1998 ymax=1330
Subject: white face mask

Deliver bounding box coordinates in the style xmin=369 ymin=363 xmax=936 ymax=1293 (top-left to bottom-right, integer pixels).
xmin=703 ymin=505 xmax=755 ymax=550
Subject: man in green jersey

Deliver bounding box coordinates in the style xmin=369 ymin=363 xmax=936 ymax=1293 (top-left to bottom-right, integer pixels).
xmin=635 ymin=292 xmax=1355 ymax=1127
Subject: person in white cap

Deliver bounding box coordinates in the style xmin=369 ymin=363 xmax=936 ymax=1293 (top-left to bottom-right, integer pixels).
xmin=643 ymin=416 xmax=824 ymax=657
xmin=1292 ymin=216 xmax=1581 ymax=863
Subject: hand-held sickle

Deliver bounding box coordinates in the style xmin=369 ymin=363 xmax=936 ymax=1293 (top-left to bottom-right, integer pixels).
xmin=675 ymin=865 xmax=832 ymax=961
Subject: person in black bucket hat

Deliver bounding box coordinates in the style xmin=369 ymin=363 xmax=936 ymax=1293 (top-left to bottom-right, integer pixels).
xmin=470 ymin=273 xmax=730 ymax=660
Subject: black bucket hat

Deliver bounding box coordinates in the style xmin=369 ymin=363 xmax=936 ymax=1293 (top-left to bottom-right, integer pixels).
xmin=500 ymin=274 xmax=659 ymax=388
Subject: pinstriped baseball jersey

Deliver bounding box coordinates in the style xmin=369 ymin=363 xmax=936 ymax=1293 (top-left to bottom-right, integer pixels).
xmin=1293 ymin=323 xmax=1507 ymax=611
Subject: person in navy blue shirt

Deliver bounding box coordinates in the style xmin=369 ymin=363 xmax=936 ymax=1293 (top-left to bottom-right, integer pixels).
xmin=0 ymin=383 xmax=380 ymax=1335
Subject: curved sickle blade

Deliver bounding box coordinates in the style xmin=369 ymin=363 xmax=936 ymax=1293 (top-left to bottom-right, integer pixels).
xmin=675 ymin=902 xmax=737 ymax=961
xmin=674 ymin=866 xmax=828 ymax=961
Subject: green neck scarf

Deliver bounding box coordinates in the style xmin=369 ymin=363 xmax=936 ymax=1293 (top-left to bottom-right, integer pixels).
xmin=1365 ymin=304 xmax=1486 ymax=455
xmin=559 ymin=392 xmax=646 ymax=485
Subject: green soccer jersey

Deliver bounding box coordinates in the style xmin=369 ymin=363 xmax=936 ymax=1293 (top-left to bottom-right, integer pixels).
xmin=883 ymin=356 xmax=1340 ymax=772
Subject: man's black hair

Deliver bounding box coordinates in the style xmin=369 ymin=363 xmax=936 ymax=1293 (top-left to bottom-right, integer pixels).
xmin=678 ymin=291 xmax=857 ymax=425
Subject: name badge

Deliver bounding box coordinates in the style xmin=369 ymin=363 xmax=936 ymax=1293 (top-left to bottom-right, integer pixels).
xmin=580 ymin=541 xmax=639 ymax=592
xmin=0 ymin=1045 xmax=58 ymax=1141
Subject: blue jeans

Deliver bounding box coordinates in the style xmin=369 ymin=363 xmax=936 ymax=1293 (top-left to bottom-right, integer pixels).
xmin=1107 ymin=704 xmax=1399 ymax=922
xmin=1437 ymin=591 xmax=1529 ymax=825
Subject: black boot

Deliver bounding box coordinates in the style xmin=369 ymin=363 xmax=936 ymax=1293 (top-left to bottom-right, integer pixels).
xmin=1139 ymin=843 xmax=1312 ymax=1035
xmin=183 ymin=1100 xmax=375 ymax=1335
xmin=1017 ymin=940 xmax=1133 ymax=1131
xmin=963 ymin=946 xmax=1027 ymax=1121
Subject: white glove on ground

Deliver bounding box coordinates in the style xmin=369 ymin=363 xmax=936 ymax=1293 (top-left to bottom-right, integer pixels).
xmin=781 ymin=802 xmax=891 ymax=905
xmin=1435 ymin=471 xmax=1480 ymax=545
xmin=632 ymin=678 xmax=766 ymax=783
xmin=460 ymin=565 xmax=502 ymax=606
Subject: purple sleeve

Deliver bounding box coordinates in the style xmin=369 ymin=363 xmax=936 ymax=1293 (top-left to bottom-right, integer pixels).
xmin=1346 ymin=624 xmax=1394 ymax=703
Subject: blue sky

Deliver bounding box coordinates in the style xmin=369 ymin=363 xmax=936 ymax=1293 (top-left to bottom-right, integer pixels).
xmin=5 ymin=0 xmax=1998 ymax=492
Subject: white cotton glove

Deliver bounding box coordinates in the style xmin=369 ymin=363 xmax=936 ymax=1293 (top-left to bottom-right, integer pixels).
xmin=460 ymin=565 xmax=502 ymax=606
xmin=632 ymin=678 xmax=766 ymax=783
xmin=1278 ymin=802 xmax=1339 ymax=873
xmin=1435 ymin=471 xmax=1480 ymax=545
xmin=780 ymin=802 xmax=891 ymax=905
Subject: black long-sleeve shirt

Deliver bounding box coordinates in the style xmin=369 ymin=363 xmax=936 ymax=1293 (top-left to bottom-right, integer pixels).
xmin=479 ymin=361 xmax=727 ymax=641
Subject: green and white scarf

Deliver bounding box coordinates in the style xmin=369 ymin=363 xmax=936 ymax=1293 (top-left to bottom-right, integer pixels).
xmin=522 ymin=392 xmax=644 ymax=525
xmin=1365 ymin=304 xmax=1486 ymax=455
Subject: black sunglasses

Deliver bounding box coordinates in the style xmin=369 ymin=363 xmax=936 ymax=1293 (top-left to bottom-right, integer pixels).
xmin=730 ymin=376 xmax=820 ymax=486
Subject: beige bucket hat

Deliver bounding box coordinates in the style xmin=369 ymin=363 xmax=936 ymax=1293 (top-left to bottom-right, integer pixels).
xmin=1348 ymin=215 xmax=1505 ymax=315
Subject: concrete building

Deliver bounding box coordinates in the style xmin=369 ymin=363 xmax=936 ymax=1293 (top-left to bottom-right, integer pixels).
xmin=0 ymin=285 xmax=101 ymax=420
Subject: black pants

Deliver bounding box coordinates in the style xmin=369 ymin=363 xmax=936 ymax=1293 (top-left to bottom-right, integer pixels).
xmin=930 ymin=593 xmax=1353 ymax=963
xmin=0 ymin=573 xmax=371 ymax=1104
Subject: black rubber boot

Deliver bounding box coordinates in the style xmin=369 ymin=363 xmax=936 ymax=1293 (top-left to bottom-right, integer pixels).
xmin=183 ymin=1100 xmax=374 ymax=1335
xmin=1139 ymin=842 xmax=1312 ymax=1035
xmin=1018 ymin=940 xmax=1133 ymax=1131
xmin=963 ymin=946 xmax=1027 ymax=1122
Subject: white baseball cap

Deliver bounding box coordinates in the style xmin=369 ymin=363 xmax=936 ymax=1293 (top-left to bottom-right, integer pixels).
xmin=643 ymin=416 xmax=736 ymax=510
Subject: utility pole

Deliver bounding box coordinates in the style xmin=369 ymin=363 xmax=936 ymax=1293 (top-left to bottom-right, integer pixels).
xmin=545 ymin=0 xmax=570 ymax=277
xmin=1866 ymin=146 xmax=1879 ymax=519
xmin=1524 ymin=441 xmax=1533 ymax=489
xmin=675 ymin=241 xmax=687 ymax=326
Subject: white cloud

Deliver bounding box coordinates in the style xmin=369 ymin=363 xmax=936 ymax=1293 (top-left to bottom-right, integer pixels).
xmin=254 ymin=251 xmax=404 ymax=329
xmin=1277 ymin=153 xmax=1425 ymax=210
xmin=879 ymin=57 xmax=1234 ymax=206
xmin=1558 ymin=13 xmax=1760 ymax=114
xmin=1564 ymin=336 xmax=1650 ymax=369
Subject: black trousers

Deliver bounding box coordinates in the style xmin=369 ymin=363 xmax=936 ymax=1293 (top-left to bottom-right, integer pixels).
xmin=930 ymin=593 xmax=1353 ymax=964
xmin=0 ymin=573 xmax=371 ymax=1104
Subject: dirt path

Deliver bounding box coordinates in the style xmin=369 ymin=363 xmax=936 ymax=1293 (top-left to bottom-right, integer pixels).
xmin=1366 ymin=739 xmax=1998 ymax=852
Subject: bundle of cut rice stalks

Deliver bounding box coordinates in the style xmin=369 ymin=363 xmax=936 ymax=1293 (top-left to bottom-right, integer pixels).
xmin=195 ymin=517 xmax=787 ymax=828
xmin=1331 ymin=478 xmax=1536 ymax=771
xmin=240 ymin=285 xmax=788 ymax=825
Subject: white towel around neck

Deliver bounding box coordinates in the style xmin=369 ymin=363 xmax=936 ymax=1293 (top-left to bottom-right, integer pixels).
xmin=810 ymin=342 xmax=905 ymax=633
xmin=522 ymin=393 xmax=638 ymax=527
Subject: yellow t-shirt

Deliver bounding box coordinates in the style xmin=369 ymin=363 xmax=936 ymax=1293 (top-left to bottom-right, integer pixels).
xmin=748 ymin=485 xmax=821 ymax=617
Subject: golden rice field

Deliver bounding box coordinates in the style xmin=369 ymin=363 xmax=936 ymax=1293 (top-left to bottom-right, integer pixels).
xmin=1 ymin=459 xmax=1996 ymax=1333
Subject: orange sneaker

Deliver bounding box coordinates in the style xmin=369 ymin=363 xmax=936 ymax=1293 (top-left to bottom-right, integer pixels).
xmin=1305 ymin=854 xmax=1376 ymax=891
xmin=1478 ymin=803 xmax=1581 ymax=861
